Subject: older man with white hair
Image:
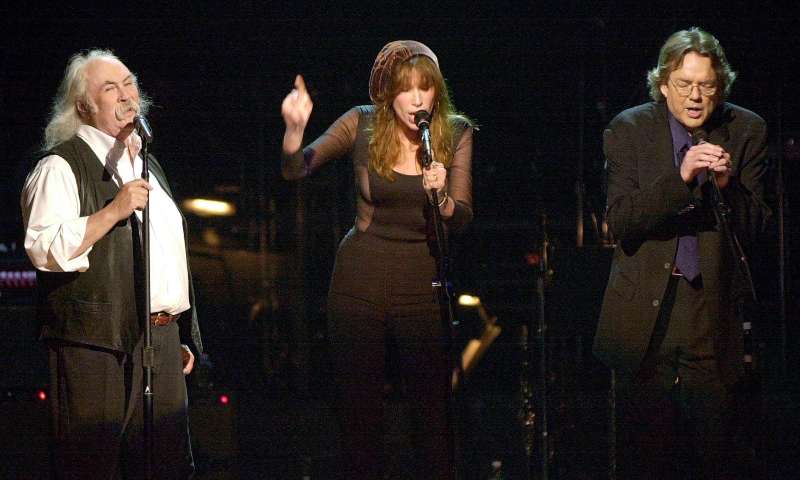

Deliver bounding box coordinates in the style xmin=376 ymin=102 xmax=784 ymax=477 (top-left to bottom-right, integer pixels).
xmin=21 ymin=49 xmax=202 ymax=479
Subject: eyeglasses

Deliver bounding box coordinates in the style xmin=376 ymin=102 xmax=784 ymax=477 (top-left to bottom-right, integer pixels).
xmin=669 ymin=78 xmax=718 ymax=97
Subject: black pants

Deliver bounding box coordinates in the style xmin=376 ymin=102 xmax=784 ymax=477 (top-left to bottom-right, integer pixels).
xmin=48 ymin=321 xmax=194 ymax=479
xmin=327 ymin=231 xmax=452 ymax=479
xmin=616 ymin=275 xmax=757 ymax=479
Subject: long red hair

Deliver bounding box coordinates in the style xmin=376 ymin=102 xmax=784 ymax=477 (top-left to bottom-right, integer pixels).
xmin=368 ymin=56 xmax=466 ymax=181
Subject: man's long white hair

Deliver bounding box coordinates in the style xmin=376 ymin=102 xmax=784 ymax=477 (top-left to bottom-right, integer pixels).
xmin=43 ymin=49 xmax=150 ymax=150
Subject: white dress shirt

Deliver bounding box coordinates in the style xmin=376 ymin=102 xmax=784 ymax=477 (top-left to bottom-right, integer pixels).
xmin=21 ymin=124 xmax=190 ymax=315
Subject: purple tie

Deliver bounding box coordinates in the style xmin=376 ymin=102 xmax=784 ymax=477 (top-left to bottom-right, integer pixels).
xmin=675 ymin=145 xmax=700 ymax=281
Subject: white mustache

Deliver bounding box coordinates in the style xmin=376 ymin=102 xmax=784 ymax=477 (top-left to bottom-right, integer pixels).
xmin=114 ymin=99 xmax=140 ymax=121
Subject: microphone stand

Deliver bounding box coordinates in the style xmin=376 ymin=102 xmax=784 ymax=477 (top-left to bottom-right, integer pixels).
xmin=533 ymin=212 xmax=550 ymax=480
xmin=706 ymin=164 xmax=764 ymax=475
xmin=705 ymin=162 xmax=759 ymax=371
xmin=137 ymin=122 xmax=155 ymax=480
xmin=694 ymin=131 xmax=759 ymax=373
xmin=419 ymin=122 xmax=460 ymax=479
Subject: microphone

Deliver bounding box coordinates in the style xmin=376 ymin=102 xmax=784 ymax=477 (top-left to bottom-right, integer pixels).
xmin=691 ymin=128 xmax=707 ymax=146
xmin=692 ymin=128 xmax=713 ymax=186
xmin=691 ymin=128 xmax=713 ymax=184
xmin=134 ymin=115 xmax=154 ymax=144
xmin=414 ymin=110 xmax=433 ymax=167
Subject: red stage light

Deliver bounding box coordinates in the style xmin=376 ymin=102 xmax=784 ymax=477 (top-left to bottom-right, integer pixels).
xmin=36 ymin=390 xmax=47 ymax=401
xmin=219 ymin=394 xmax=230 ymax=405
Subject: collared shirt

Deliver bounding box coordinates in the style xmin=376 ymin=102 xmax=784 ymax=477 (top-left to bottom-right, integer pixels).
xmin=668 ymin=110 xmax=707 ymax=186
xmin=21 ymin=124 xmax=190 ymax=315
xmin=667 ymin=110 xmax=693 ymax=166
xmin=666 ymin=109 xmax=702 ymax=281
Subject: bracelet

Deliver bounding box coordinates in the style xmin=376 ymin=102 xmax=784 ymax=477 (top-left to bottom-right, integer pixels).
xmin=432 ymin=191 xmax=448 ymax=207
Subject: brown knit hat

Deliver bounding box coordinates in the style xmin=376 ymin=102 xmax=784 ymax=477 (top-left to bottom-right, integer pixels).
xmin=368 ymin=40 xmax=439 ymax=103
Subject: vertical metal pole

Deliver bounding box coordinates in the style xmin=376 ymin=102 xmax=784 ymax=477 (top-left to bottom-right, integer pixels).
xmin=536 ymin=213 xmax=549 ymax=480
xmin=140 ymin=140 xmax=154 ymax=480
xmin=519 ymin=323 xmax=536 ymax=479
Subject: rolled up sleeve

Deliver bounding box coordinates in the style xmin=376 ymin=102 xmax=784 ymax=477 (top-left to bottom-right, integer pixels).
xmin=21 ymin=156 xmax=91 ymax=272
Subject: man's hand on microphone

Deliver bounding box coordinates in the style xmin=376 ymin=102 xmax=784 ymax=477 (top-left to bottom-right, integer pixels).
xmin=681 ymin=142 xmax=731 ymax=188
xmin=71 ymin=178 xmax=152 ymax=260
xmin=707 ymin=150 xmax=732 ymax=188
xmin=109 ymin=179 xmax=152 ymax=221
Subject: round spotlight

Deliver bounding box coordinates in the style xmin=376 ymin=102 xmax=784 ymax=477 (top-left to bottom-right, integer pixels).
xmin=458 ymin=294 xmax=481 ymax=307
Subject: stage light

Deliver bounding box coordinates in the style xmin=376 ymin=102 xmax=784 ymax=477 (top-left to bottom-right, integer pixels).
xmin=458 ymin=294 xmax=481 ymax=307
xmin=453 ymin=293 xmax=502 ymax=389
xmin=182 ymin=198 xmax=236 ymax=217
xmin=36 ymin=390 xmax=47 ymax=402
xmin=218 ymin=394 xmax=230 ymax=405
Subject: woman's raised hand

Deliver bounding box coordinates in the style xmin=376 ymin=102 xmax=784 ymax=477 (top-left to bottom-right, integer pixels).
xmin=281 ymin=74 xmax=313 ymax=132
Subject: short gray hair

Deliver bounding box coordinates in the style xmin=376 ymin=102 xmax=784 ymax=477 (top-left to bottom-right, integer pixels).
xmin=646 ymin=27 xmax=737 ymax=102
xmin=43 ymin=49 xmax=151 ymax=149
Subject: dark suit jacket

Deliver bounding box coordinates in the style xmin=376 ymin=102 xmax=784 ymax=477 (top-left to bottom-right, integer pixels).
xmin=593 ymin=101 xmax=770 ymax=384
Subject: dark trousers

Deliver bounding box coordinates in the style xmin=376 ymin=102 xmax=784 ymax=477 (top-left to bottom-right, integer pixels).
xmin=327 ymin=231 xmax=452 ymax=480
xmin=48 ymin=321 xmax=194 ymax=479
xmin=616 ymin=275 xmax=757 ymax=479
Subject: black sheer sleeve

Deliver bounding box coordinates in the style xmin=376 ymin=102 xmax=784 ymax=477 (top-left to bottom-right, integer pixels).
xmin=281 ymin=107 xmax=360 ymax=180
xmin=445 ymin=123 xmax=474 ymax=232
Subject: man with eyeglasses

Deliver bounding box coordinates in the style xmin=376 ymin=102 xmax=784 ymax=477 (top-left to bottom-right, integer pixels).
xmin=594 ymin=27 xmax=770 ymax=479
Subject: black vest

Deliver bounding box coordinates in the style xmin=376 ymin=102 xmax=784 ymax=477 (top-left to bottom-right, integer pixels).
xmin=36 ymin=135 xmax=202 ymax=354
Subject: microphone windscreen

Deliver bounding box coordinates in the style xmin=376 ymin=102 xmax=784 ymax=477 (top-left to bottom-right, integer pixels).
xmin=134 ymin=115 xmax=154 ymax=143
xmin=691 ymin=128 xmax=707 ymax=145
xmin=414 ymin=110 xmax=431 ymax=127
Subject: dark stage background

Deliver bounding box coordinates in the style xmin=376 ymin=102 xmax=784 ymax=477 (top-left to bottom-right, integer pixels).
xmin=2 ymin=2 xmax=799 ymax=479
